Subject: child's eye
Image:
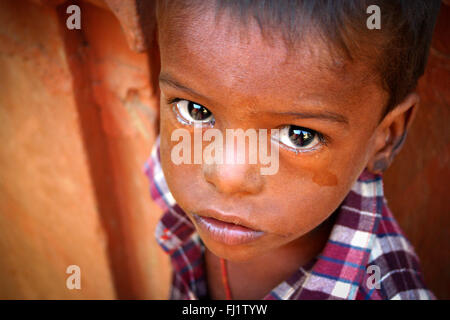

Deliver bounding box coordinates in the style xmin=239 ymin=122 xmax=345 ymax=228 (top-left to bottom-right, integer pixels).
xmin=276 ymin=125 xmax=322 ymax=152
xmin=173 ymin=99 xmax=215 ymax=126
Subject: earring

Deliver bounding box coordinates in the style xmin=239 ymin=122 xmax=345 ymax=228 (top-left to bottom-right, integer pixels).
xmin=372 ymin=157 xmax=389 ymax=173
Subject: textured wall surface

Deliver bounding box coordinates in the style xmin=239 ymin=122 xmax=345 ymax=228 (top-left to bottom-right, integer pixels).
xmin=0 ymin=0 xmax=169 ymax=299
xmin=0 ymin=0 xmax=116 ymax=299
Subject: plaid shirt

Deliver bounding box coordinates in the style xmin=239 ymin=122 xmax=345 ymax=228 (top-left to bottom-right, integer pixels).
xmin=144 ymin=138 xmax=435 ymax=300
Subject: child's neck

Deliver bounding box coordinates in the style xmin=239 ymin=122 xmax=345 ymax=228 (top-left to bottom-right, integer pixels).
xmin=205 ymin=212 xmax=337 ymax=300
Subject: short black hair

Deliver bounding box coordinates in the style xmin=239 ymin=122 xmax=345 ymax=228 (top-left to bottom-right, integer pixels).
xmin=157 ymin=0 xmax=441 ymax=114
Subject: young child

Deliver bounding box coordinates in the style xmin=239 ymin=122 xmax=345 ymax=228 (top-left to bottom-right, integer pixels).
xmin=145 ymin=0 xmax=440 ymax=300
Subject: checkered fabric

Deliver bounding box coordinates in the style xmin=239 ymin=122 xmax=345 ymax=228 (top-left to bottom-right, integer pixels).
xmin=144 ymin=138 xmax=435 ymax=300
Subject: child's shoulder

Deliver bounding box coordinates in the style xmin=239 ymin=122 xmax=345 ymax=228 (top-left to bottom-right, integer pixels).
xmin=358 ymin=202 xmax=435 ymax=300
xmin=333 ymin=172 xmax=434 ymax=300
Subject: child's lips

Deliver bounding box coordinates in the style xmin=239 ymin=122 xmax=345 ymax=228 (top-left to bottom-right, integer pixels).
xmin=192 ymin=211 xmax=265 ymax=246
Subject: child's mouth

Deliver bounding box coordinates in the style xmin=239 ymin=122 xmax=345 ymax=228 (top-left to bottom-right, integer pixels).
xmin=192 ymin=212 xmax=265 ymax=246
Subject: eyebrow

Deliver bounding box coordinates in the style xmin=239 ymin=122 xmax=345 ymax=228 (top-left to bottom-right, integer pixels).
xmin=159 ymin=73 xmax=349 ymax=126
xmin=274 ymin=111 xmax=349 ymax=125
xmin=159 ymin=73 xmax=212 ymax=102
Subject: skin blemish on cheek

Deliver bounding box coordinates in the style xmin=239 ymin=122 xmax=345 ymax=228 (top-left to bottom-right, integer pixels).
xmin=312 ymin=169 xmax=338 ymax=187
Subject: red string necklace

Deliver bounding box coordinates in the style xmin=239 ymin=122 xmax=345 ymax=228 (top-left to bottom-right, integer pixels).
xmin=220 ymin=258 xmax=233 ymax=300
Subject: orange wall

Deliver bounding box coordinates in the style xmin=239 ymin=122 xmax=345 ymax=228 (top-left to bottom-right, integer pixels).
xmin=0 ymin=0 xmax=169 ymax=299
xmin=0 ymin=0 xmax=116 ymax=299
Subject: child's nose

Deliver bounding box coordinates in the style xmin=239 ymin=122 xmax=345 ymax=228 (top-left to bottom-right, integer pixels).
xmin=202 ymin=161 xmax=264 ymax=195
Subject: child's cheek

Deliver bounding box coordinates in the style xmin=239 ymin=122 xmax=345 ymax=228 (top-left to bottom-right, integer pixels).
xmin=158 ymin=110 xmax=207 ymax=212
xmin=278 ymin=146 xmax=339 ymax=187
xmin=278 ymin=131 xmax=369 ymax=194
xmin=268 ymin=150 xmax=358 ymax=234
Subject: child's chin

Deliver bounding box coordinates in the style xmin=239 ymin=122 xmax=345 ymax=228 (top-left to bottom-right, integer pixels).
xmin=201 ymin=236 xmax=269 ymax=262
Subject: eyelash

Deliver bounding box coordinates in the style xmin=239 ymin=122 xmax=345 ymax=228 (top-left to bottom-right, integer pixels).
xmin=167 ymin=97 xmax=215 ymax=127
xmin=275 ymin=127 xmax=328 ymax=154
xmin=166 ymin=97 xmax=329 ymax=153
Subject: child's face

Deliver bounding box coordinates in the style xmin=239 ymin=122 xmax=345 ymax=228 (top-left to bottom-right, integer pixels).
xmin=157 ymin=6 xmax=390 ymax=261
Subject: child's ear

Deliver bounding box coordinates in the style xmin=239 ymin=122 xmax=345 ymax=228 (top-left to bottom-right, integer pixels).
xmin=366 ymin=92 xmax=420 ymax=174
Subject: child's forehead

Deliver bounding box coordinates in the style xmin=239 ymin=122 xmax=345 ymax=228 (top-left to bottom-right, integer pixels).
xmin=158 ymin=4 xmax=384 ymax=115
xmin=160 ymin=5 xmax=336 ymax=68
xmin=163 ymin=11 xmax=359 ymax=72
